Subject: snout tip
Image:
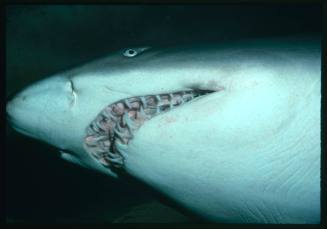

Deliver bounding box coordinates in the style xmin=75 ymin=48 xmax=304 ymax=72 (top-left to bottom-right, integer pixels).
xmin=6 ymin=93 xmax=24 ymax=124
xmin=6 ymin=99 xmax=13 ymax=117
xmin=6 ymin=89 xmax=20 ymax=115
xmin=6 ymin=98 xmax=17 ymax=124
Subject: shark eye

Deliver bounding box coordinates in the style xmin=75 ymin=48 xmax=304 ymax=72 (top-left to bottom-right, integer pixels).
xmin=123 ymin=49 xmax=138 ymax=57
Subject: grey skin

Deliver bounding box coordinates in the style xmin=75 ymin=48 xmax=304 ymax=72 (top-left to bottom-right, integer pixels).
xmin=6 ymin=37 xmax=321 ymax=223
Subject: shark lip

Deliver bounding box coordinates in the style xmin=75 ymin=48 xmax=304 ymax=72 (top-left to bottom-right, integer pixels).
xmin=83 ymin=89 xmax=216 ymax=171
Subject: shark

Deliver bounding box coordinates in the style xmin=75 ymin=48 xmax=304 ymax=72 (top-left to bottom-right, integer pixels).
xmin=6 ymin=37 xmax=321 ymax=223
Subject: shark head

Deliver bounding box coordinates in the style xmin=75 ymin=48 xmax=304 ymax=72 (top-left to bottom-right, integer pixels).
xmin=6 ymin=38 xmax=321 ymax=223
xmin=6 ymin=45 xmax=224 ymax=177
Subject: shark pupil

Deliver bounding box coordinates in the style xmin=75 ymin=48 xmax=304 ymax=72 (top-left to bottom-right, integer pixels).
xmin=84 ymin=89 xmax=214 ymax=170
xmin=123 ymin=49 xmax=137 ymax=57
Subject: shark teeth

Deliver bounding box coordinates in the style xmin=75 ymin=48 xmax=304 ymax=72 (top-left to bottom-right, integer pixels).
xmin=122 ymin=112 xmax=138 ymax=132
xmin=84 ymin=89 xmax=215 ymax=170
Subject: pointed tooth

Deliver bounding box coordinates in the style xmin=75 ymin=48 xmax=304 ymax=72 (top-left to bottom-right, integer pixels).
xmin=116 ymin=123 xmax=124 ymax=132
xmin=91 ymin=123 xmax=100 ymax=132
xmin=156 ymin=106 xmax=161 ymax=114
xmin=160 ymin=105 xmax=170 ymax=112
xmin=140 ymin=96 xmax=147 ymax=108
xmin=85 ymin=135 xmax=106 ymax=146
xmin=90 ymin=150 xmax=105 ymax=159
xmin=108 ymin=157 xmax=123 ymax=164
xmin=147 ymin=105 xmax=157 ymax=109
xmin=114 ymin=140 xmax=129 ymax=158
xmin=90 ymin=151 xmax=100 ymax=159
xmin=175 ymin=95 xmax=184 ymax=105
xmin=138 ymin=105 xmax=149 ymax=120
xmin=114 ymin=127 xmax=130 ymax=144
xmin=168 ymin=94 xmax=175 ymax=108
xmin=103 ymin=108 xmax=116 ymax=120
xmin=160 ymin=95 xmax=170 ymax=106
xmin=183 ymin=93 xmax=194 ymax=102
xmin=95 ymin=119 xmax=106 ymax=132
xmin=124 ymin=99 xmax=132 ymax=109
xmin=145 ymin=105 xmax=157 ymax=115
xmin=112 ymin=102 xmax=125 ymax=116
xmin=114 ymin=126 xmax=125 ymax=140
xmin=107 ymin=151 xmax=121 ymax=159
xmin=103 ymin=140 xmax=111 ymax=148
xmin=139 ymin=105 xmax=146 ymax=116
xmin=94 ymin=147 xmax=107 ymax=154
xmin=121 ymin=112 xmax=128 ymax=125
xmin=87 ymin=127 xmax=95 ymax=135
xmin=109 ymin=161 xmax=124 ymax=168
xmin=99 ymin=157 xmax=111 ymax=167
xmin=99 ymin=141 xmax=109 ymax=151
xmin=179 ymin=93 xmax=186 ymax=104
xmin=123 ymin=112 xmax=136 ymax=132
xmin=157 ymin=95 xmax=168 ymax=107
xmin=128 ymin=97 xmax=139 ymax=103
xmin=125 ymin=98 xmax=141 ymax=109
xmin=96 ymin=135 xmax=108 ymax=141
xmin=155 ymin=95 xmax=161 ymax=102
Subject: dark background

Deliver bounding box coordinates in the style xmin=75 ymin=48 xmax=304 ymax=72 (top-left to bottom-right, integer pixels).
xmin=5 ymin=4 xmax=321 ymax=223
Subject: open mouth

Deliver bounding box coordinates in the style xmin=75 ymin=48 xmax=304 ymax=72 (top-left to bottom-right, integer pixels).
xmin=83 ymin=89 xmax=215 ymax=171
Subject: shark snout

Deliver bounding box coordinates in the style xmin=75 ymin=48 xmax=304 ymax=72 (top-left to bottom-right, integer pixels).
xmin=6 ymin=91 xmax=28 ymax=125
xmin=6 ymin=98 xmax=16 ymax=126
xmin=6 ymin=76 xmax=77 ymax=142
xmin=6 ymin=94 xmax=37 ymax=138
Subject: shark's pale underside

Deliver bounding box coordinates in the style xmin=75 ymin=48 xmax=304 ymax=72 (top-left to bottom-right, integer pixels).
xmin=6 ymin=37 xmax=321 ymax=223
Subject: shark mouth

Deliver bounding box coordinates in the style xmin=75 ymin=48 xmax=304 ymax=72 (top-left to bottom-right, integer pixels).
xmin=84 ymin=89 xmax=215 ymax=171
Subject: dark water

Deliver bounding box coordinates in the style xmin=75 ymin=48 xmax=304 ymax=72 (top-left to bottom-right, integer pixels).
xmin=5 ymin=5 xmax=321 ymax=223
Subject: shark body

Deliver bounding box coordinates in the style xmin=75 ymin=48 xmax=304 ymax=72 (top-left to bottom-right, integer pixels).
xmin=7 ymin=37 xmax=321 ymax=223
